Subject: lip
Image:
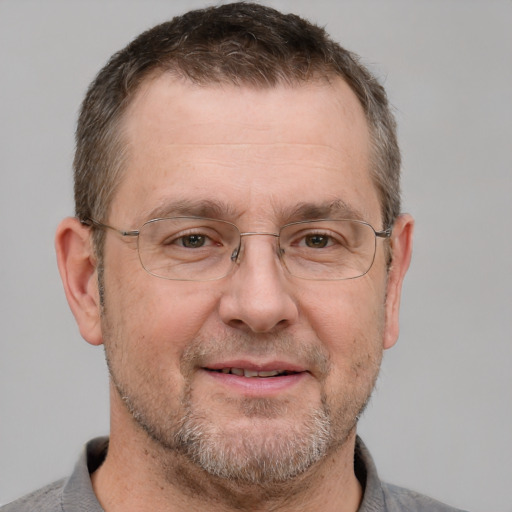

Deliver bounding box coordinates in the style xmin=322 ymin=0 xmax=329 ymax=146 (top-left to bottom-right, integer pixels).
xmin=204 ymin=360 xmax=308 ymax=373
xmin=200 ymin=360 xmax=310 ymax=396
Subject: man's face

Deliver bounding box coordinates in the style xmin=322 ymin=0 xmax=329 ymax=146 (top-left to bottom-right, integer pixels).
xmin=100 ymin=75 xmax=392 ymax=482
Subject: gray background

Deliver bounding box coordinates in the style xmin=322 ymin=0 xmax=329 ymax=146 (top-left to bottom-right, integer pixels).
xmin=1 ymin=1 xmax=511 ymax=511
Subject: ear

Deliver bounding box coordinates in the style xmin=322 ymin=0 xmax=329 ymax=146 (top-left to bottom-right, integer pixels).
xmin=55 ymin=217 xmax=103 ymax=346
xmin=382 ymin=213 xmax=414 ymax=350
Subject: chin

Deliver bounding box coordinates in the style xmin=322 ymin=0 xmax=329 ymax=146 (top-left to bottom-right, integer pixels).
xmin=164 ymin=395 xmax=343 ymax=485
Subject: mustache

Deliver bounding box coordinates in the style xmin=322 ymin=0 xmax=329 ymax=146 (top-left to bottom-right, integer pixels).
xmin=179 ymin=332 xmax=331 ymax=379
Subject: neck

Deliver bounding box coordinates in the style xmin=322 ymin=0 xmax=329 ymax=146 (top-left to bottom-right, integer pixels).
xmin=92 ymin=417 xmax=363 ymax=512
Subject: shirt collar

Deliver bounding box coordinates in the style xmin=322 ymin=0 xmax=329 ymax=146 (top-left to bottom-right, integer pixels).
xmin=61 ymin=436 xmax=386 ymax=511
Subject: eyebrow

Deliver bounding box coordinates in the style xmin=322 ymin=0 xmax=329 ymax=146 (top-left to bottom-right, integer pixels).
xmin=141 ymin=198 xmax=365 ymax=225
xmin=142 ymin=199 xmax=240 ymax=222
xmin=279 ymin=199 xmax=366 ymax=223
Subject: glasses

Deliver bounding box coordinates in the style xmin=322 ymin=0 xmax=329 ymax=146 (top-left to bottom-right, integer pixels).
xmin=83 ymin=217 xmax=391 ymax=281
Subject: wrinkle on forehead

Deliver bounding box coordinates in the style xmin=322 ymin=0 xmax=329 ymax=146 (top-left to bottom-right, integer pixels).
xmin=146 ymin=142 xmax=362 ymax=170
xmin=138 ymin=143 xmax=361 ymax=177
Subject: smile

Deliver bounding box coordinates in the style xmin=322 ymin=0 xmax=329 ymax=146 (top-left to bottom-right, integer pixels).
xmin=201 ymin=361 xmax=310 ymax=395
xmin=208 ymin=368 xmax=298 ymax=378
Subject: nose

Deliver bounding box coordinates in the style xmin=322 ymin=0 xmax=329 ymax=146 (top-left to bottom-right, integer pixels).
xmin=218 ymin=234 xmax=299 ymax=333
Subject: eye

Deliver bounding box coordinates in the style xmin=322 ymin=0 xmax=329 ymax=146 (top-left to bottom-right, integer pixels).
xmin=178 ymin=234 xmax=209 ymax=248
xmin=161 ymin=228 xmax=221 ymax=249
xmin=286 ymin=226 xmax=350 ymax=252
xmin=303 ymin=233 xmax=332 ymax=249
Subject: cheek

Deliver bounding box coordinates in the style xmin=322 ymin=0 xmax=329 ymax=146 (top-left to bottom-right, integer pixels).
xmin=300 ymin=279 xmax=386 ymax=371
xmin=104 ymin=269 xmax=222 ymax=367
xmin=303 ymin=277 xmax=385 ymax=332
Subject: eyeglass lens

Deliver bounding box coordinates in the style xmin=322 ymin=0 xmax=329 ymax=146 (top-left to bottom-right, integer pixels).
xmin=137 ymin=217 xmax=378 ymax=281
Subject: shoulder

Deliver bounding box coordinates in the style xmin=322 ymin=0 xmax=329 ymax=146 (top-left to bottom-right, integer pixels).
xmin=0 ymin=437 xmax=108 ymax=512
xmin=381 ymin=482 xmax=469 ymax=512
xmin=0 ymin=479 xmax=65 ymax=512
xmin=355 ymin=437 xmax=469 ymax=512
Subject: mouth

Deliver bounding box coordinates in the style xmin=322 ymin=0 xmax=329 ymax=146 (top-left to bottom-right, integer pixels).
xmin=200 ymin=363 xmax=310 ymax=395
xmin=207 ymin=368 xmax=300 ymax=378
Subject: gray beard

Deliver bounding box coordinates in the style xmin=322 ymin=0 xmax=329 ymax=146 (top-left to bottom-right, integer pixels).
xmin=114 ymin=374 xmax=368 ymax=487
xmin=169 ymin=396 xmax=334 ymax=484
xmin=105 ymin=329 xmax=377 ymax=488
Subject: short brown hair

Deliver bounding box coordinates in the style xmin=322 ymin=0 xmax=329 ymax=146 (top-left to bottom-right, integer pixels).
xmin=74 ymin=2 xmax=401 ymax=254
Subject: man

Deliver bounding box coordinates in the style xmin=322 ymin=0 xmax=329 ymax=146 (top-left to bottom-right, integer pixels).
xmin=2 ymin=3 xmax=466 ymax=511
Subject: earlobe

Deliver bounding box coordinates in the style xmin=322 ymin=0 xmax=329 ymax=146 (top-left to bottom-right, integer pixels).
xmin=55 ymin=217 xmax=103 ymax=346
xmin=383 ymin=213 xmax=414 ymax=350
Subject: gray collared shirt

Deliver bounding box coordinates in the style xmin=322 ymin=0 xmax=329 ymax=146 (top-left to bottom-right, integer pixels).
xmin=1 ymin=437 xmax=467 ymax=511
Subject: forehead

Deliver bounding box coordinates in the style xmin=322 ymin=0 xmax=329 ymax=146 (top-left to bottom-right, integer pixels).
xmin=113 ymin=75 xmax=379 ymax=226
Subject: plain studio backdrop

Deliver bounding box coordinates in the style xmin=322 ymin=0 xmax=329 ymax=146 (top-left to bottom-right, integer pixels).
xmin=0 ymin=1 xmax=511 ymax=511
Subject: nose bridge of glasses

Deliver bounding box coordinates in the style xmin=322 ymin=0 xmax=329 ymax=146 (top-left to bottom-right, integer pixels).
xmin=239 ymin=231 xmax=280 ymax=238
xmin=230 ymin=231 xmax=281 ymax=262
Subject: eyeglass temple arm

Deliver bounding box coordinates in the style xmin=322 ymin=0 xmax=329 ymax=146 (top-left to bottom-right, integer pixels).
xmin=80 ymin=218 xmax=139 ymax=237
xmin=375 ymin=228 xmax=392 ymax=238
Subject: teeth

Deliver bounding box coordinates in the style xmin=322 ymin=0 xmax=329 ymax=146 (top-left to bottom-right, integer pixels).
xmin=217 ymin=368 xmax=287 ymax=377
xmin=258 ymin=370 xmax=281 ymax=377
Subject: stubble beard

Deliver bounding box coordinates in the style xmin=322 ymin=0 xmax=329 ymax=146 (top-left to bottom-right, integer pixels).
xmin=99 ymin=263 xmax=382 ymax=490
xmin=104 ymin=332 xmax=380 ymax=491
xmin=168 ymin=389 xmax=334 ymax=485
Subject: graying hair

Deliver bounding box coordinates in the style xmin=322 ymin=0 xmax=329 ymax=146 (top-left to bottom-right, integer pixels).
xmin=74 ymin=2 xmax=401 ymax=256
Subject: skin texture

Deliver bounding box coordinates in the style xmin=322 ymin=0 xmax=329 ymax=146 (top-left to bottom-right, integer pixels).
xmin=56 ymin=76 xmax=413 ymax=512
